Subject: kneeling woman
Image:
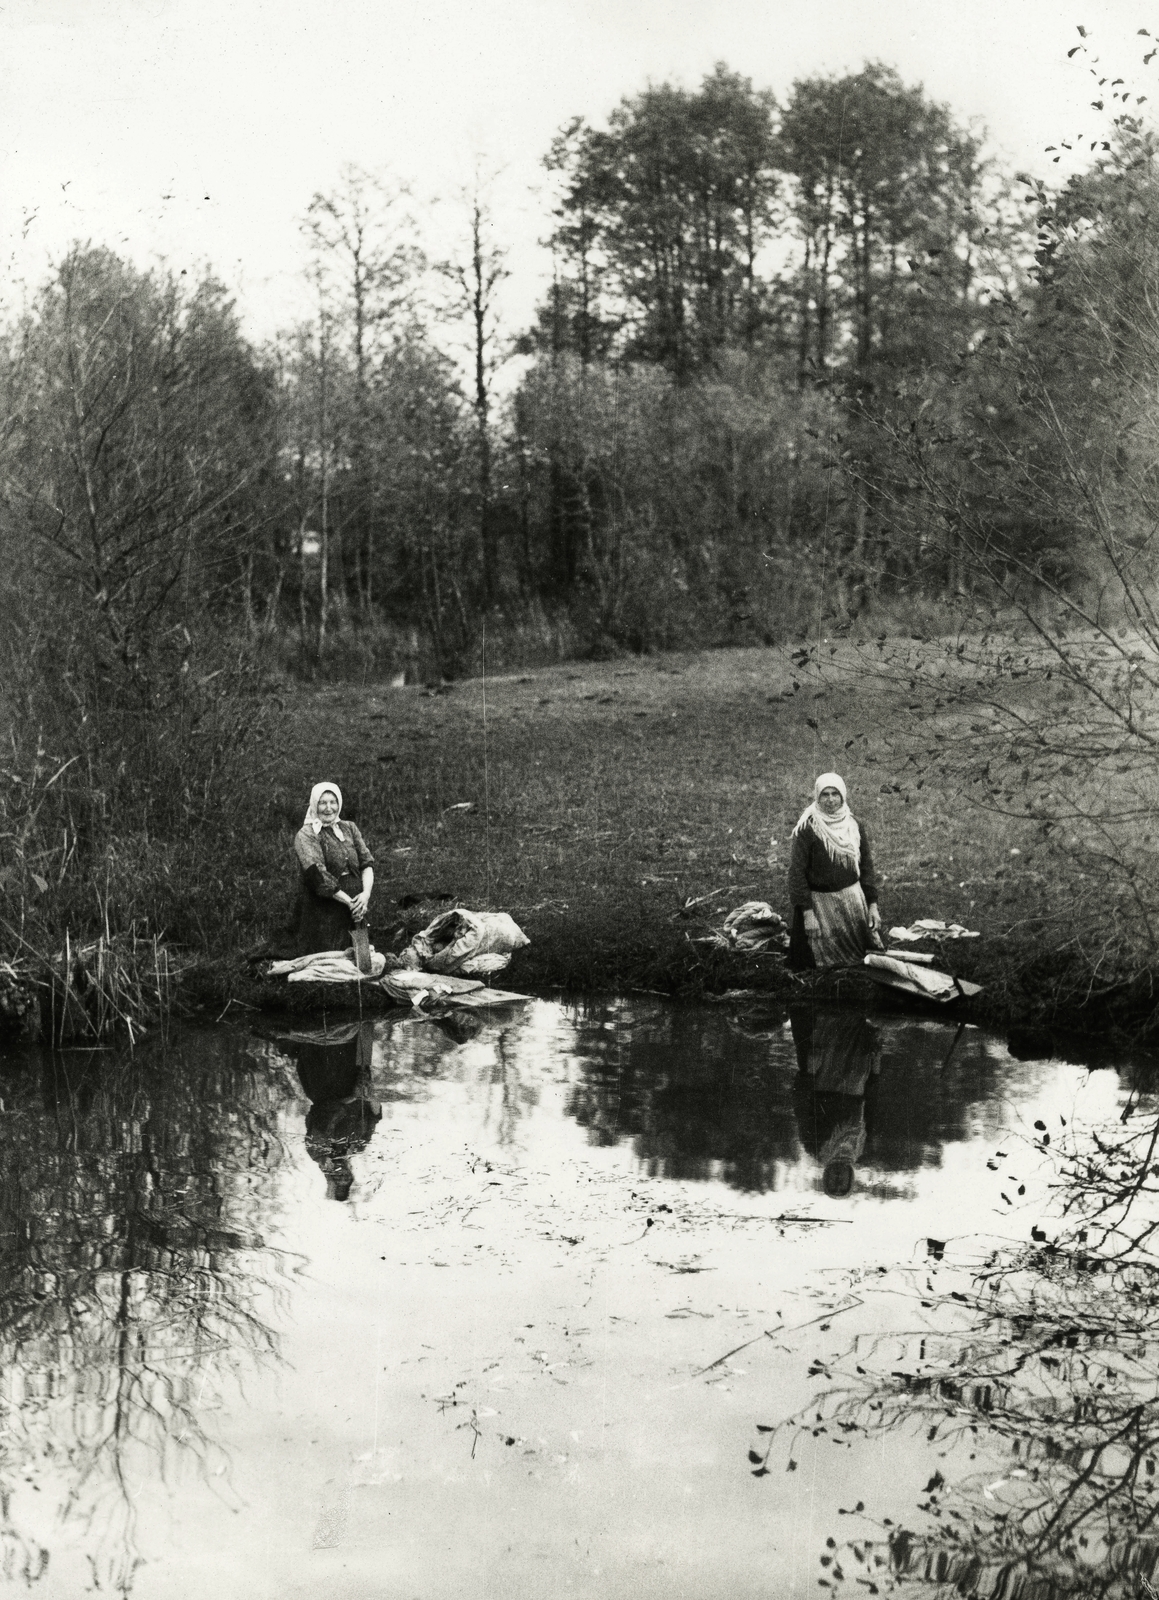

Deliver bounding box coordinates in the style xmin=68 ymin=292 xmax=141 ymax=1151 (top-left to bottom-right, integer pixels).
xmin=787 ymin=773 xmax=881 ymax=970
xmin=292 ymin=782 xmax=375 ymax=955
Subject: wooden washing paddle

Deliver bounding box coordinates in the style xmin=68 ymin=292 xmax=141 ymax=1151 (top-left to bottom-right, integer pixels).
xmin=350 ymin=924 xmax=373 ymax=975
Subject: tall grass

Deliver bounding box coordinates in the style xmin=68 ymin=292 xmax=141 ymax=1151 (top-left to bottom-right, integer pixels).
xmin=0 ymin=636 xmax=277 ymax=1040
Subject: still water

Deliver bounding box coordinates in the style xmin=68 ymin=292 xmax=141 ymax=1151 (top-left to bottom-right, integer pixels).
xmin=0 ymin=997 xmax=1151 ymax=1599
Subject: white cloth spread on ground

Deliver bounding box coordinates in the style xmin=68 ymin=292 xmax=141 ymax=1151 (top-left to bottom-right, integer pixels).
xmin=864 ymin=953 xmax=983 ymax=1001
xmin=888 ymin=920 xmax=980 ymax=942
xmin=864 ymin=953 xmax=960 ymax=1000
xmin=267 ymin=948 xmax=387 ymax=983
xmin=380 ymin=970 xmax=484 ymax=1003
xmin=380 ymin=969 xmax=531 ymax=1010
xmin=265 ymin=905 xmax=532 ymax=1003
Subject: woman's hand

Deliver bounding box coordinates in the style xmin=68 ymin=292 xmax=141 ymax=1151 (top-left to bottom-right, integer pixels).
xmin=803 ymin=909 xmax=820 ymax=935
xmin=349 ymin=890 xmax=370 ymax=924
xmin=868 ymin=903 xmax=882 ymax=931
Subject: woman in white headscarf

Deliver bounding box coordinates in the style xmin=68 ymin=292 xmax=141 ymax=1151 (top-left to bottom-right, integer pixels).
xmin=787 ymin=773 xmax=881 ymax=970
xmin=291 ymin=782 xmax=376 ymax=955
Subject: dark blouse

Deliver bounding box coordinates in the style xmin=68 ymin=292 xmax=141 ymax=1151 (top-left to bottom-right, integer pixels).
xmin=787 ymin=819 xmax=877 ymax=908
xmin=293 ymin=823 xmax=374 ymax=897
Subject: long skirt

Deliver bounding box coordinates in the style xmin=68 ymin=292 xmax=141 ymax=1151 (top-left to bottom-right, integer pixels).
xmin=808 ymin=883 xmax=872 ymax=969
xmin=292 ymin=870 xmax=368 ymax=956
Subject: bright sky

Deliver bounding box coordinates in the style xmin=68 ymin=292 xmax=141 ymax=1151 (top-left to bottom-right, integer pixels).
xmin=0 ymin=0 xmax=1150 ymax=345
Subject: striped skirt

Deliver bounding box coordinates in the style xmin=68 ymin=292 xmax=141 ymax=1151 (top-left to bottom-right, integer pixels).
xmin=809 ymin=883 xmax=872 ymax=969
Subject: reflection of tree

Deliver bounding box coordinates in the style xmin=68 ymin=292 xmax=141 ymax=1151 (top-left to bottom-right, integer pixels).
xmin=0 ymin=1029 xmax=292 ymax=1595
xmin=766 ymin=1110 xmax=1159 ymax=1598
xmin=562 ymin=1000 xmax=800 ymax=1189
xmin=562 ymin=1002 xmax=1007 ymax=1193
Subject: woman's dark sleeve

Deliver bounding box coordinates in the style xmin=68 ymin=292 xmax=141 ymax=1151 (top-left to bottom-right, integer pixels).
xmin=858 ymin=822 xmax=878 ymax=905
xmin=787 ymin=828 xmax=813 ymax=909
xmin=294 ymin=828 xmax=341 ymax=898
xmin=349 ymin=824 xmax=375 ymax=871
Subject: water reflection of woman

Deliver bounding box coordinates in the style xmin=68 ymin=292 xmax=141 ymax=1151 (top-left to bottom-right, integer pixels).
xmin=791 ymin=1008 xmax=881 ymax=1198
xmin=283 ymin=1022 xmax=381 ymax=1202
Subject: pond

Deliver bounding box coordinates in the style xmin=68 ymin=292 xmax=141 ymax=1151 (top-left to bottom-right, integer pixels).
xmin=0 ymin=996 xmax=1155 ymax=1599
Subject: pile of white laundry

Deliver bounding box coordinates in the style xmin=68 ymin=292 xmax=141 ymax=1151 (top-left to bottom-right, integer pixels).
xmin=264 ymin=907 xmax=533 ymax=1011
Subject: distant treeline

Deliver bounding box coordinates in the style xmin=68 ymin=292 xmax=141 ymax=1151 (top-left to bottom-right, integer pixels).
xmin=5 ymin=62 xmax=1152 ymax=686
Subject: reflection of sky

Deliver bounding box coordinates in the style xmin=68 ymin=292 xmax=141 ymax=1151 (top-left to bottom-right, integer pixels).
xmin=0 ymin=1003 xmax=1133 ymax=1598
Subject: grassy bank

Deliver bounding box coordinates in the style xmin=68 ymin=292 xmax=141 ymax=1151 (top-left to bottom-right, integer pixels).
xmin=184 ymin=641 xmax=1154 ymax=1045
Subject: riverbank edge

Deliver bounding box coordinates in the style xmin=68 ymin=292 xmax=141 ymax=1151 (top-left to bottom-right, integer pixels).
xmin=176 ymin=923 xmax=1157 ymax=1065
xmin=2 ymin=937 xmax=1146 ymax=1063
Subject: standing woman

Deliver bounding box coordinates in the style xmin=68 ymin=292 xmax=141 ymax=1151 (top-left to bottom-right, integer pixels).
xmin=787 ymin=773 xmax=881 ymax=969
xmin=292 ymin=782 xmax=375 ymax=956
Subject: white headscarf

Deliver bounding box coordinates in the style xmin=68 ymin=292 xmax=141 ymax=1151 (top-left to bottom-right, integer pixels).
xmin=303 ymin=781 xmax=346 ymax=840
xmin=791 ymin=772 xmax=860 ymax=872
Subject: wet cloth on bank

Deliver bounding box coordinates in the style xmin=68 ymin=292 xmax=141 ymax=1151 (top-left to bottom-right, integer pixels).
xmin=400 ymin=909 xmax=529 ymax=977
xmin=380 ymin=969 xmax=532 ymax=1010
xmin=697 ymin=902 xmax=790 ymax=953
xmin=888 ymin=919 xmax=980 ymax=942
xmin=268 ymin=948 xmax=388 ymax=983
xmin=863 ymin=952 xmax=983 ymax=1001
xmin=381 ymin=970 xmax=485 ymax=1004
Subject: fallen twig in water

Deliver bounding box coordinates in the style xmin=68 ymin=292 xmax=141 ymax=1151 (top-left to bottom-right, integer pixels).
xmin=694 ymin=1296 xmax=865 ymax=1378
xmin=773 ymin=1214 xmax=852 ymax=1225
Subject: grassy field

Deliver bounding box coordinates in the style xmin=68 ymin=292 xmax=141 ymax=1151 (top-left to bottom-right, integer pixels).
xmin=186 ymin=639 xmax=1154 ymax=1042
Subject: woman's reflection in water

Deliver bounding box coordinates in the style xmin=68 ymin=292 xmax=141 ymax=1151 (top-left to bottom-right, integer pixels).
xmin=791 ymin=1006 xmax=881 ymax=1197
xmin=280 ymin=1021 xmax=381 ymax=1201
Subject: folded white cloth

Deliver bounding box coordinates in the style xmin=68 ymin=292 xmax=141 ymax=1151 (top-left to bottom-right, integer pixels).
xmin=268 ymin=948 xmax=387 ymax=983
xmin=864 ymin=953 xmax=960 ymax=999
xmin=380 ymin=970 xmax=485 ymax=1006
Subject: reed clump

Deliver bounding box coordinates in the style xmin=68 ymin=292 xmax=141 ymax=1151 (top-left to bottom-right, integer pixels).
xmin=0 ymin=616 xmax=275 ymax=1042
xmin=47 ymin=932 xmax=183 ymax=1046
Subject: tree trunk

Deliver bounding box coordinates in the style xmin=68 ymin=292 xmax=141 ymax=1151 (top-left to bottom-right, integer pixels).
xmin=318 ymin=316 xmax=330 ymax=663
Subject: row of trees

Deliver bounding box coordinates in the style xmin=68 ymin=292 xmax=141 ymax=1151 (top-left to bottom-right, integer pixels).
xmin=2 ymin=62 xmax=1026 ymax=718
xmin=249 ymin=61 xmax=1037 ymax=678
xmin=536 ymin=62 xmax=1005 ymax=384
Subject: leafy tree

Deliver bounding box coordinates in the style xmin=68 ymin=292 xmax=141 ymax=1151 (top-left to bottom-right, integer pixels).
xmin=303 ymin=165 xmax=424 ymax=614
xmin=511 ymin=348 xmax=839 ymax=648
xmin=369 ymin=329 xmax=475 ymax=671
xmin=777 ymin=63 xmax=992 ymax=390
xmin=541 ymin=64 xmax=780 ymax=378
xmin=437 ymin=176 xmax=511 ymax=605
xmin=0 ymin=247 xmax=272 ymax=846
